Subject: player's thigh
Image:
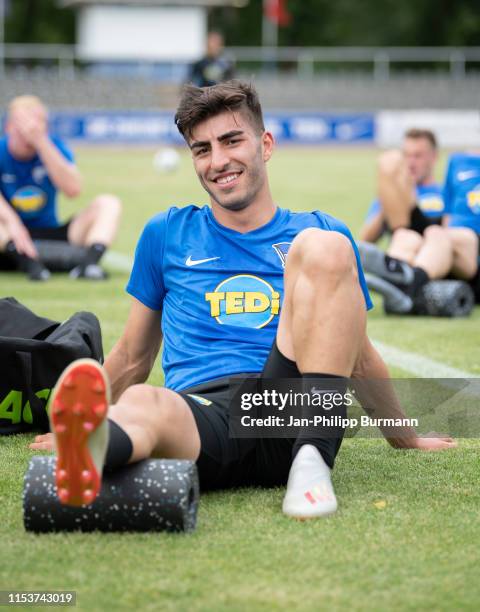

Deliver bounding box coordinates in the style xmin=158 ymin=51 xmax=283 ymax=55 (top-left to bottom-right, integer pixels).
xmin=388 ymin=228 xmax=423 ymax=263
xmin=179 ymin=379 xmax=257 ymax=491
xmin=448 ymin=228 xmax=479 ymax=279
xmin=67 ymin=206 xmax=96 ymax=245
xmin=111 ymin=384 xmax=201 ymax=460
xmin=275 ymin=228 xmax=356 ymax=361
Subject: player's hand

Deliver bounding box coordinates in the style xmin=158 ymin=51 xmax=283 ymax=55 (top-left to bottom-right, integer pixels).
xmin=411 ymin=433 xmax=457 ymax=451
xmin=14 ymin=108 xmax=48 ymax=148
xmin=29 ymin=433 xmax=55 ymax=452
xmin=6 ymin=217 xmax=38 ymax=258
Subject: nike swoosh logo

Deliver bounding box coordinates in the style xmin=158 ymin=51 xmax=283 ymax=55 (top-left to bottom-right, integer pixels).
xmin=457 ymin=170 xmax=479 ymax=181
xmin=185 ymin=255 xmax=220 ymax=267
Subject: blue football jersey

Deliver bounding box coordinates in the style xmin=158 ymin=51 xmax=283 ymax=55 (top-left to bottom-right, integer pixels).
xmin=443 ymin=152 xmax=480 ymax=233
xmin=0 ymin=136 xmax=74 ymax=228
xmin=365 ymin=183 xmax=445 ymax=225
xmin=126 ymin=205 xmax=373 ymax=391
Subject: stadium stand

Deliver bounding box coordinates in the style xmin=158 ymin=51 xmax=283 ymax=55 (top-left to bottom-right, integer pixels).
xmin=0 ymin=73 xmax=478 ymax=111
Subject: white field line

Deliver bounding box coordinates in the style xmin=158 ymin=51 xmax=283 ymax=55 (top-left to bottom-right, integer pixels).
xmin=103 ymin=250 xmax=133 ymax=273
xmin=373 ymin=340 xmax=475 ymax=378
xmin=104 ymin=251 xmax=476 ymax=379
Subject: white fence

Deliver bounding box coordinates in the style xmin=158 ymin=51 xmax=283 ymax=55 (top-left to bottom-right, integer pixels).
xmin=1 ymin=44 xmax=480 ymax=80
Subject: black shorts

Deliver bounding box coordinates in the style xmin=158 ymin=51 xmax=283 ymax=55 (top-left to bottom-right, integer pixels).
xmin=178 ymin=342 xmax=303 ymax=491
xmin=0 ymin=220 xmax=73 ymax=270
xmin=408 ymin=205 xmax=442 ymax=235
xmin=28 ymin=220 xmax=72 ymax=242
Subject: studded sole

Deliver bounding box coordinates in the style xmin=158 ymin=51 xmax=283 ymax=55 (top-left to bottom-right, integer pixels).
xmin=50 ymin=360 xmax=108 ymax=507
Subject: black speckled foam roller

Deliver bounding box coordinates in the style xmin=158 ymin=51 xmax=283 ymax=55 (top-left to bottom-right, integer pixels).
xmin=23 ymin=456 xmax=199 ymax=533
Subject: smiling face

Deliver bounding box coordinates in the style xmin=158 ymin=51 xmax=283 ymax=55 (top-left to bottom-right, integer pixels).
xmin=189 ymin=110 xmax=274 ymax=213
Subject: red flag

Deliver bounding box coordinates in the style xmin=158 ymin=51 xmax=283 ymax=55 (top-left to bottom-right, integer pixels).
xmin=264 ymin=0 xmax=291 ymax=27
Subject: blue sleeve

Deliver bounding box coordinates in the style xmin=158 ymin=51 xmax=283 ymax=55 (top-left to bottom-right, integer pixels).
xmin=52 ymin=137 xmax=75 ymax=163
xmin=442 ymin=156 xmax=455 ymax=215
xmin=365 ymin=199 xmax=381 ymax=221
xmin=315 ymin=213 xmax=374 ymax=311
xmin=125 ymin=213 xmax=168 ymax=310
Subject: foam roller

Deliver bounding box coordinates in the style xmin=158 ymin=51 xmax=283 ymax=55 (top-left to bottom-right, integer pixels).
xmin=23 ymin=456 xmax=199 ymax=533
xmin=34 ymin=240 xmax=88 ymax=271
xmin=391 ymin=280 xmax=474 ymax=317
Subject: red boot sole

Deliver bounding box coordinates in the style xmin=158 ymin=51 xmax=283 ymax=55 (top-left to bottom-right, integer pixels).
xmin=50 ymin=360 xmax=108 ymax=507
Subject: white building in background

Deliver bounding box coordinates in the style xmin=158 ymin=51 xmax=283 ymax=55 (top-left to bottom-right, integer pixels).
xmin=59 ymin=0 xmax=247 ymax=63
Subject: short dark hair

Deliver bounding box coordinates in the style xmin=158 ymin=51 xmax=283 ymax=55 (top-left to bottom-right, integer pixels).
xmin=404 ymin=128 xmax=438 ymax=150
xmin=175 ymin=80 xmax=265 ymax=141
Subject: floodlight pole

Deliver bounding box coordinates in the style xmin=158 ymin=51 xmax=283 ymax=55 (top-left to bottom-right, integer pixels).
xmin=261 ymin=0 xmax=278 ymax=73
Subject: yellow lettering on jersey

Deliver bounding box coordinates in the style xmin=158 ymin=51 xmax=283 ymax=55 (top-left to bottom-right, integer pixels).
xmin=225 ymin=292 xmax=244 ymax=314
xmin=244 ymin=292 xmax=270 ymax=313
xmin=271 ymin=291 xmax=280 ymax=315
xmin=419 ymin=196 xmax=443 ymax=212
xmin=467 ymin=190 xmax=480 ymax=210
xmin=205 ymin=292 xmax=225 ymax=317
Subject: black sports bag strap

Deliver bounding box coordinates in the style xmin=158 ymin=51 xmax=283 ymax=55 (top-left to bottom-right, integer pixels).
xmin=15 ymin=350 xmax=51 ymax=432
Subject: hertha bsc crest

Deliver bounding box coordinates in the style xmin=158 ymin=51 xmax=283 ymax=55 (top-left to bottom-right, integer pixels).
xmin=272 ymin=242 xmax=291 ymax=268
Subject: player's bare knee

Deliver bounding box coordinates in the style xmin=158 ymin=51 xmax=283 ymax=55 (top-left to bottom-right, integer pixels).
xmin=293 ymin=229 xmax=355 ymax=282
xmin=423 ymin=224 xmax=448 ymax=242
xmin=91 ymin=194 xmax=122 ymax=217
xmin=393 ymin=228 xmax=423 ymax=249
xmin=378 ymin=149 xmax=403 ymax=177
xmin=449 ymin=228 xmax=478 ymax=251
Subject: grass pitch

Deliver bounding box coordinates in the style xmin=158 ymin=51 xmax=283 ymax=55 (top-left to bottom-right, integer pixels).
xmin=1 ymin=147 xmax=479 ymax=611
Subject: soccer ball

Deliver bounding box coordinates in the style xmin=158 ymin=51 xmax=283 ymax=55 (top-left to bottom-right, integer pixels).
xmin=153 ymin=147 xmax=180 ymax=173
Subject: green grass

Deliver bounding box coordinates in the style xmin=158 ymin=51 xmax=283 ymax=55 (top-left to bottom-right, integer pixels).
xmin=1 ymin=146 xmax=479 ymax=611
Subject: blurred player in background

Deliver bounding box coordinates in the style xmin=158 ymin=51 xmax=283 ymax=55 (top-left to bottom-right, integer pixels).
xmin=360 ymin=128 xmax=444 ymax=256
xmin=360 ymin=145 xmax=480 ymax=305
xmin=0 ymin=95 xmax=122 ymax=281
xmin=189 ymin=31 xmax=235 ymax=88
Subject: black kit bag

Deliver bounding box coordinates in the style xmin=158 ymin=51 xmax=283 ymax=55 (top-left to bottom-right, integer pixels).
xmin=0 ymin=297 xmax=103 ymax=435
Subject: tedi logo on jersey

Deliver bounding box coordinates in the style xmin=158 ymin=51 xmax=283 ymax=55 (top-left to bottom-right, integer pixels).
xmin=11 ymin=186 xmax=46 ymax=214
xmin=467 ymin=185 xmax=480 ymax=214
xmin=205 ymin=274 xmax=280 ymax=328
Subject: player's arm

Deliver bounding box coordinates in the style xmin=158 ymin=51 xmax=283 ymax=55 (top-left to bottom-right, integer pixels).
xmin=35 ymin=137 xmax=82 ymax=198
xmin=30 ymin=298 xmax=162 ymax=452
xmin=352 ymin=335 xmax=457 ymax=451
xmin=358 ymin=210 xmax=384 ymax=242
xmin=104 ymin=297 xmax=163 ymax=403
xmin=0 ymin=191 xmax=37 ymax=258
xmin=15 ymin=109 xmax=81 ymax=197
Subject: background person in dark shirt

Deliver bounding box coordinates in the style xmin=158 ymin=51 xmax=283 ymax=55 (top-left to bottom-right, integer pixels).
xmin=189 ymin=31 xmax=235 ymax=88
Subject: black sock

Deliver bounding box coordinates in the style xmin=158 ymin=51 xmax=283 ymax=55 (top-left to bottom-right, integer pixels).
xmin=292 ymin=373 xmax=348 ymax=469
xmin=84 ymin=243 xmax=106 ymax=266
xmin=5 ymin=240 xmax=48 ymax=277
xmin=383 ymin=251 xmax=430 ymax=297
xmin=104 ymin=419 xmax=133 ymax=472
xmin=412 ymin=266 xmax=430 ymax=295
xmin=384 ymin=254 xmax=407 ymax=276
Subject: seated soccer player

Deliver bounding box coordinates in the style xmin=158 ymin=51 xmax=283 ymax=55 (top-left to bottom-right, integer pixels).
xmin=360 ymin=128 xmax=444 ymax=263
xmin=31 ymin=82 xmax=455 ymax=520
xmin=360 ymin=150 xmax=480 ymax=305
xmin=0 ymin=95 xmax=122 ymax=280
